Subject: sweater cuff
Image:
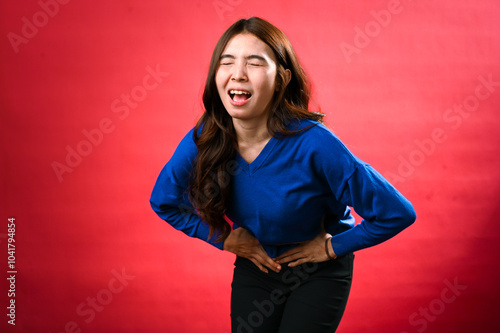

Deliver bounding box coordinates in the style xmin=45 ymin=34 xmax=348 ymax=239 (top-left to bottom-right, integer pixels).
xmin=330 ymin=229 xmax=360 ymax=257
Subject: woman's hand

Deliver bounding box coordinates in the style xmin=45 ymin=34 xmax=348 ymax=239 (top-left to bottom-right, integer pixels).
xmin=274 ymin=230 xmax=337 ymax=267
xmin=223 ymin=227 xmax=281 ymax=274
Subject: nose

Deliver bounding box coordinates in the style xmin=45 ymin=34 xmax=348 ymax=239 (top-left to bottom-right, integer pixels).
xmin=231 ymin=62 xmax=247 ymax=81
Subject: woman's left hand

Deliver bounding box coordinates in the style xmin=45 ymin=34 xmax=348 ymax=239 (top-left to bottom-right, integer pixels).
xmin=274 ymin=230 xmax=336 ymax=267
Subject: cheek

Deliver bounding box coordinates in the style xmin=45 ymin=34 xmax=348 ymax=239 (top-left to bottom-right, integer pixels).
xmin=215 ymin=71 xmax=226 ymax=95
xmin=215 ymin=70 xmax=222 ymax=87
xmin=264 ymin=66 xmax=278 ymax=90
xmin=260 ymin=72 xmax=277 ymax=97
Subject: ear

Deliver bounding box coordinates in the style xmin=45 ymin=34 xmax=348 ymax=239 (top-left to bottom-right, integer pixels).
xmin=276 ymin=69 xmax=292 ymax=91
xmin=284 ymin=69 xmax=292 ymax=86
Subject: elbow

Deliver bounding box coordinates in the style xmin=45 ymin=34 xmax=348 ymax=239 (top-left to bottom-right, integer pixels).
xmin=149 ymin=197 xmax=161 ymax=215
xmin=402 ymin=204 xmax=417 ymax=229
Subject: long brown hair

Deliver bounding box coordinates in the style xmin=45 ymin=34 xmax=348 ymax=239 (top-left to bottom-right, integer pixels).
xmin=190 ymin=17 xmax=324 ymax=242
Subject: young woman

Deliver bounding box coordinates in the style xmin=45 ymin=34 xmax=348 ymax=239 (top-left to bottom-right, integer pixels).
xmin=150 ymin=17 xmax=416 ymax=332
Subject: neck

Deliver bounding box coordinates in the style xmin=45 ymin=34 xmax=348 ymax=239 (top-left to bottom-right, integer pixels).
xmin=232 ymin=117 xmax=271 ymax=146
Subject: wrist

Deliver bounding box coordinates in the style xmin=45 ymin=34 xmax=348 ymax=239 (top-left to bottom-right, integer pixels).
xmin=325 ymin=236 xmax=337 ymax=260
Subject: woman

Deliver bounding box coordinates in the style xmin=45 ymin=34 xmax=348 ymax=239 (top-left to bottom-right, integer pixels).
xmin=150 ymin=17 xmax=416 ymax=332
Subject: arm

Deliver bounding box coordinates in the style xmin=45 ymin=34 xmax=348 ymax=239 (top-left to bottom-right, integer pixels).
xmin=149 ymin=128 xmax=224 ymax=249
xmin=150 ymin=128 xmax=281 ymax=272
xmin=330 ymin=162 xmax=416 ymax=257
xmin=276 ymin=125 xmax=415 ymax=264
xmin=321 ymin=127 xmax=416 ymax=256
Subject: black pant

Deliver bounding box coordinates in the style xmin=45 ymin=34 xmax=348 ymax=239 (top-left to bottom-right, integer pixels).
xmin=231 ymin=253 xmax=354 ymax=333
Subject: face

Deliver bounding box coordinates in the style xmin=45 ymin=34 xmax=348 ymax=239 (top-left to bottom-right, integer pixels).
xmin=215 ymin=33 xmax=278 ymax=124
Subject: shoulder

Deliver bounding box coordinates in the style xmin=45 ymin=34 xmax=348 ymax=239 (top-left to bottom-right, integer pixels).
xmin=287 ymin=119 xmax=366 ymax=178
xmin=293 ymin=120 xmax=358 ymax=159
xmin=289 ymin=119 xmax=338 ymax=141
xmin=172 ymin=126 xmax=197 ymax=155
xmin=166 ymin=126 xmax=198 ymax=169
xmin=179 ymin=126 xmax=197 ymax=147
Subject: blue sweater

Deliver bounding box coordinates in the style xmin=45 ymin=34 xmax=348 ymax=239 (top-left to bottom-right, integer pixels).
xmin=150 ymin=120 xmax=416 ymax=258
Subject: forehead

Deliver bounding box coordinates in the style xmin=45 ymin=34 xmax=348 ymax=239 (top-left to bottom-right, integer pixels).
xmin=222 ymin=33 xmax=276 ymax=61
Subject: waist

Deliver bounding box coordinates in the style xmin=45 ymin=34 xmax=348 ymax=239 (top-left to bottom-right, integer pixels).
xmin=260 ymin=224 xmax=351 ymax=258
xmin=262 ymin=243 xmax=300 ymax=258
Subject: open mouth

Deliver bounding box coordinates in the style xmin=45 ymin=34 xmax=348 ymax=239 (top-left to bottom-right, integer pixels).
xmin=229 ymin=89 xmax=252 ymax=103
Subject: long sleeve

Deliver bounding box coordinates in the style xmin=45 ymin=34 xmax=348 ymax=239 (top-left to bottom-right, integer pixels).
xmin=330 ymin=162 xmax=416 ymax=256
xmin=313 ymin=125 xmax=416 ymax=257
xmin=149 ymin=128 xmax=224 ymax=250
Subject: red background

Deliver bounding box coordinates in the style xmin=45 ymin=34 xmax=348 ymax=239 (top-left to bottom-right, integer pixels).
xmin=2 ymin=0 xmax=500 ymax=332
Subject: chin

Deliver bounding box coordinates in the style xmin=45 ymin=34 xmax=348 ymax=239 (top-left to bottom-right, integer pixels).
xmin=226 ymin=110 xmax=251 ymax=120
xmin=223 ymin=104 xmax=248 ymax=116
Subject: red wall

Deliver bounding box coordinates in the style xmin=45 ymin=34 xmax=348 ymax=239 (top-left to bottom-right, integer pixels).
xmin=1 ymin=0 xmax=500 ymax=332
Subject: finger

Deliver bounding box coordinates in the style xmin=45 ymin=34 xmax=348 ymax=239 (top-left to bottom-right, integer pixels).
xmin=249 ymin=248 xmax=281 ymax=273
xmin=274 ymin=250 xmax=304 ymax=264
xmin=250 ymin=258 xmax=269 ymax=274
xmin=287 ymin=258 xmax=308 ymax=267
xmin=274 ymin=248 xmax=303 ymax=262
xmin=256 ymin=253 xmax=281 ymax=273
xmin=266 ymin=260 xmax=281 ymax=273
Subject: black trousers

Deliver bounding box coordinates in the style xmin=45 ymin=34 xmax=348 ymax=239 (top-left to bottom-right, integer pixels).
xmin=231 ymin=253 xmax=354 ymax=333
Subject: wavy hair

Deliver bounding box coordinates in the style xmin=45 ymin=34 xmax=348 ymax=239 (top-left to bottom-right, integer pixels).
xmin=189 ymin=17 xmax=324 ymax=242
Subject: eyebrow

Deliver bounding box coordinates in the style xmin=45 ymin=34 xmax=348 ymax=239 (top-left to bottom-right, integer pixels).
xmin=219 ymin=54 xmax=267 ymax=62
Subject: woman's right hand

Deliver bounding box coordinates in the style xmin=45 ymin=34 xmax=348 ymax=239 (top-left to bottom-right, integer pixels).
xmin=223 ymin=227 xmax=281 ymax=273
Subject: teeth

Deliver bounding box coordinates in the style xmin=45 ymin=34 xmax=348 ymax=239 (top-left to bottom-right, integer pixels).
xmin=229 ymin=90 xmax=250 ymax=95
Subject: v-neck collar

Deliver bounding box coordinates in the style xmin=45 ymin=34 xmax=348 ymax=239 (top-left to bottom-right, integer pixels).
xmin=235 ymin=136 xmax=279 ymax=175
